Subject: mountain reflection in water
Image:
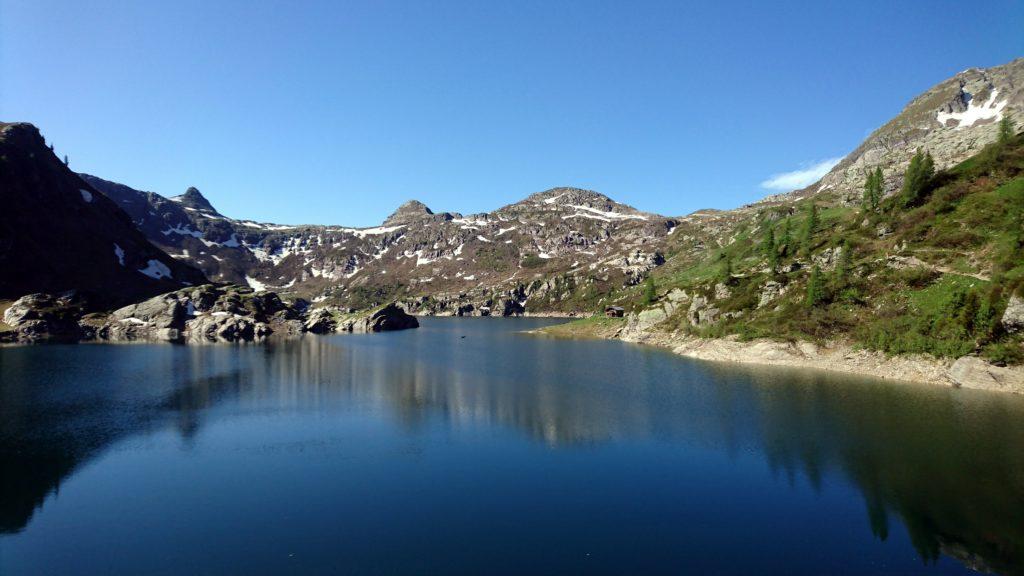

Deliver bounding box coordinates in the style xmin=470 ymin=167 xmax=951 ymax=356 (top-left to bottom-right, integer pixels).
xmin=1 ymin=317 xmax=1022 ymax=574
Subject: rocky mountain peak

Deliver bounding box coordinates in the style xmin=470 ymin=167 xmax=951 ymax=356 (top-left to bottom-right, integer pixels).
xmin=384 ymin=199 xmax=434 ymax=225
xmin=172 ymin=186 xmax=218 ymax=214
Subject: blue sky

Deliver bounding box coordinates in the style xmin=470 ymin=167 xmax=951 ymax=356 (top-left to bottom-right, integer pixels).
xmin=2 ymin=1 xmax=1021 ymax=226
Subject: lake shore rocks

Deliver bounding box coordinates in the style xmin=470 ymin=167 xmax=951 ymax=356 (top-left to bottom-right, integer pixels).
xmin=1 ymin=285 xmax=419 ymax=344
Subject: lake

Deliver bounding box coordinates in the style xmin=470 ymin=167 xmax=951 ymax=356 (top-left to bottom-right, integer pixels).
xmin=1 ymin=317 xmax=1023 ymax=575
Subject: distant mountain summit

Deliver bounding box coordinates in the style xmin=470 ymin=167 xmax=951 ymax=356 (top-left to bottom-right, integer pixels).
xmin=384 ymin=200 xmax=436 ymax=226
xmin=171 ymin=186 xmax=220 ymax=215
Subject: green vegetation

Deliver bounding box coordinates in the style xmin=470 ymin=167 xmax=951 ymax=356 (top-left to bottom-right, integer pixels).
xmin=642 ymin=276 xmax=656 ymax=304
xmin=623 ymin=132 xmax=1024 ymax=362
xmin=805 ymin=265 xmax=824 ymax=308
xmin=520 ymin=253 xmax=546 ymax=268
xmin=998 ymin=115 xmax=1014 ymax=145
xmin=900 ymin=149 xmax=935 ymax=207
xmin=800 ymin=203 xmax=818 ymax=255
xmin=862 ymin=167 xmax=883 ymax=212
xmin=538 ymin=315 xmax=624 ymax=339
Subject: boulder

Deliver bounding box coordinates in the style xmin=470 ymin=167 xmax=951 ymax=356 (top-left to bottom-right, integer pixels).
xmin=948 ymin=356 xmax=1024 ymax=394
xmin=341 ymin=303 xmax=419 ymax=333
xmin=758 ymin=281 xmax=787 ymax=308
xmin=304 ymin=308 xmax=338 ymax=334
xmin=1002 ymin=294 xmax=1024 ymax=334
xmin=688 ymin=295 xmax=720 ymax=326
xmin=3 ymin=293 xmax=86 ymax=342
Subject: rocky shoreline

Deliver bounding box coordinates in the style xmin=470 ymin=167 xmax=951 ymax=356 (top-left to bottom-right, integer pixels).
xmin=1 ymin=285 xmax=419 ymax=345
xmin=535 ymin=316 xmax=1024 ymax=395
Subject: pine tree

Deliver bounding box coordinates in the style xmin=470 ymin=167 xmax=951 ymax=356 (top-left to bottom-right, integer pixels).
xmin=718 ymin=255 xmax=732 ymax=284
xmin=998 ymin=114 xmax=1014 ymax=145
xmin=800 ymin=203 xmax=818 ymax=255
xmin=901 ymin=149 xmax=934 ymax=207
xmin=63 ymin=154 xmax=69 ymax=166
xmin=642 ymin=276 xmax=656 ymax=304
xmin=806 ymin=265 xmax=825 ymax=307
xmin=862 ymin=167 xmax=883 ymax=212
xmin=779 ymin=217 xmax=792 ymax=256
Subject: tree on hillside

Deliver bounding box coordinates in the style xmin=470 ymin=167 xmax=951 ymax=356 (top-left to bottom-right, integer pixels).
xmin=779 ymin=217 xmax=792 ymax=256
xmin=806 ymin=265 xmax=825 ymax=307
xmin=998 ymin=114 xmax=1015 ymax=145
xmin=900 ymin=149 xmax=935 ymax=207
xmin=800 ymin=203 xmax=819 ymax=255
xmin=761 ymin=226 xmax=777 ymax=269
xmin=642 ymin=276 xmax=656 ymax=304
xmin=834 ymin=240 xmax=851 ymax=284
xmin=63 ymin=154 xmax=69 ymax=166
xmin=862 ymin=167 xmax=883 ymax=212
xmin=718 ymin=254 xmax=732 ymax=284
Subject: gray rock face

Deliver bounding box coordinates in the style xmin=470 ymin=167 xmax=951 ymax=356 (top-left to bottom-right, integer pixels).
xmin=97 ymin=284 xmax=298 ymax=343
xmin=797 ymin=59 xmax=1024 ymax=206
xmin=340 ymin=303 xmax=419 ymax=333
xmin=1002 ymin=294 xmax=1024 ymax=334
xmin=758 ymin=281 xmax=787 ymax=308
xmin=304 ymin=308 xmax=338 ymax=334
xmin=948 ymin=356 xmax=1024 ymax=393
xmin=383 ymin=200 xmax=435 ymax=226
xmin=687 ymin=295 xmax=720 ymax=326
xmin=2 ymin=293 xmax=87 ymax=342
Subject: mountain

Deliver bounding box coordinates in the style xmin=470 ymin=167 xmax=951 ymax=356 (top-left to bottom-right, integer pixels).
xmin=797 ymin=58 xmax=1024 ymax=203
xmin=81 ymin=176 xmax=678 ymax=315
xmin=548 ymin=68 xmax=1024 ymax=377
xmin=0 ymin=123 xmax=206 ymax=308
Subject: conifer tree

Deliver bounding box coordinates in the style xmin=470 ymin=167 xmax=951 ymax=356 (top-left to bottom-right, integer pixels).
xmin=779 ymin=217 xmax=792 ymax=256
xmin=901 ymin=149 xmax=934 ymax=207
xmin=642 ymin=276 xmax=656 ymax=304
xmin=718 ymin=255 xmax=732 ymax=284
xmin=806 ymin=265 xmax=824 ymax=307
xmin=998 ymin=115 xmax=1014 ymax=145
xmin=862 ymin=167 xmax=883 ymax=212
xmin=800 ymin=203 xmax=818 ymax=255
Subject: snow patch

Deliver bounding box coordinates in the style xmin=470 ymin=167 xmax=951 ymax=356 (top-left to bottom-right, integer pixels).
xmin=937 ymin=89 xmax=1008 ymax=129
xmin=138 ymin=259 xmax=173 ymax=280
xmin=113 ymin=243 xmax=125 ymax=266
xmin=245 ymin=276 xmax=268 ymax=292
xmin=79 ymin=189 xmax=93 ymax=203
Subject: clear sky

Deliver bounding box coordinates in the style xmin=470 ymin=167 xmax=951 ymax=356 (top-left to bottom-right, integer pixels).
xmin=2 ymin=1 xmax=1021 ymax=226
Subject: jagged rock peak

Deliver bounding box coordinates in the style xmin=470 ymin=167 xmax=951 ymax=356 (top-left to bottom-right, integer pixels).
xmin=172 ymin=186 xmax=218 ymax=214
xmin=384 ymin=199 xmax=434 ymax=225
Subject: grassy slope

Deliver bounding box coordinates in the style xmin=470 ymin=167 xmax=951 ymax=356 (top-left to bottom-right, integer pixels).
xmin=549 ymin=134 xmax=1024 ymax=364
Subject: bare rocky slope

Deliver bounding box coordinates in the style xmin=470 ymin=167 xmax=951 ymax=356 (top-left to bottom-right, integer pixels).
xmin=81 ymin=176 xmax=678 ymax=316
xmin=0 ymin=122 xmax=207 ymax=307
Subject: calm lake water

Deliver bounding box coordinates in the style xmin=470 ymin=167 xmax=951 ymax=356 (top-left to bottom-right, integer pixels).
xmin=1 ymin=317 xmax=1023 ymax=575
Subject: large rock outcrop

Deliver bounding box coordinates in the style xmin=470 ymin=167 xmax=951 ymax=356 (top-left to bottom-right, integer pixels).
xmin=1002 ymin=294 xmax=1024 ymax=334
xmin=340 ymin=303 xmax=419 ymax=333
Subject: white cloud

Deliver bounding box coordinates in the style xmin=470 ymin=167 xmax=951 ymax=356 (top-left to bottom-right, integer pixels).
xmin=760 ymin=157 xmax=842 ymax=191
